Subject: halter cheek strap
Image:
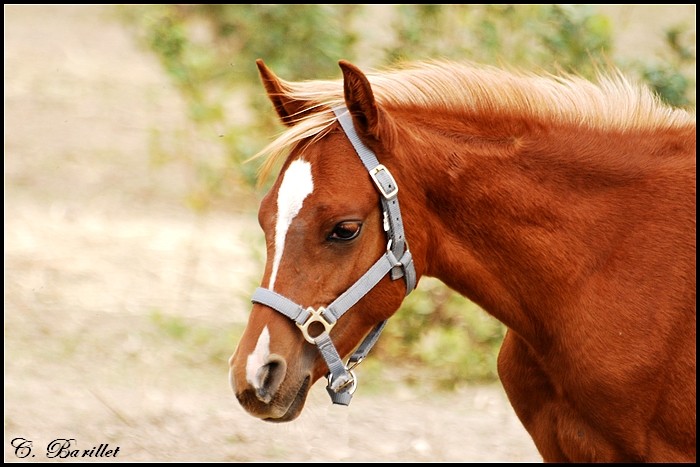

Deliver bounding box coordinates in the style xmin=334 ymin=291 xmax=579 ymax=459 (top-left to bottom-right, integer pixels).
xmin=251 ymin=106 xmax=416 ymax=406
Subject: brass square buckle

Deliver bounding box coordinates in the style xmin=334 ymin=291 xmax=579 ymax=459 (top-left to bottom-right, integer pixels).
xmin=296 ymin=306 xmax=335 ymax=344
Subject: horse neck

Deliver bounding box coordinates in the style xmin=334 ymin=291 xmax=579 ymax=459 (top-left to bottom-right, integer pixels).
xmin=392 ymin=109 xmax=693 ymax=343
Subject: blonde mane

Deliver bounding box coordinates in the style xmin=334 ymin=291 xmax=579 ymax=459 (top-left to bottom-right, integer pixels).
xmin=255 ymin=60 xmax=695 ymax=180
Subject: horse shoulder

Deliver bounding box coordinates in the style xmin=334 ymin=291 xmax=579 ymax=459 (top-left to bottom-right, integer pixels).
xmin=498 ymin=330 xmax=625 ymax=462
xmin=498 ymin=325 xmax=695 ymax=462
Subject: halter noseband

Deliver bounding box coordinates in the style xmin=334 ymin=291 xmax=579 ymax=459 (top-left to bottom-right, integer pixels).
xmin=251 ymin=106 xmax=417 ymax=405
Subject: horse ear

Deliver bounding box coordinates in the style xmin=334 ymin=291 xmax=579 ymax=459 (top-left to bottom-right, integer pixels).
xmin=256 ymin=59 xmax=306 ymax=127
xmin=339 ymin=60 xmax=388 ymax=144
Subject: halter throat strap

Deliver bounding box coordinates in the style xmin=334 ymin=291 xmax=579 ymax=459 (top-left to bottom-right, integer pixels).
xmin=251 ymin=106 xmax=416 ymax=406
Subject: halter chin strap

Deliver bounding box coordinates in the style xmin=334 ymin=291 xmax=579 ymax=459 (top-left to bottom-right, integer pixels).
xmin=251 ymin=106 xmax=416 ymax=406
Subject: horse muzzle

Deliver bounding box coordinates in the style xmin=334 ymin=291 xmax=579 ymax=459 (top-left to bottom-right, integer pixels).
xmin=229 ymin=352 xmax=312 ymax=422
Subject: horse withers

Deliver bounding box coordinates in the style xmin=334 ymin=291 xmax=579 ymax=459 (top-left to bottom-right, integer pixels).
xmin=228 ymin=59 xmax=696 ymax=462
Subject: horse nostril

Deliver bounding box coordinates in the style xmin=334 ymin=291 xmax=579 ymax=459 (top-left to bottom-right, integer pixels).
xmin=254 ymin=355 xmax=287 ymax=403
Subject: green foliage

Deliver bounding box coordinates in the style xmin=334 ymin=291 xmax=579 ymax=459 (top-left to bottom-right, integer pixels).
xmin=388 ymin=4 xmax=614 ymax=77
xmin=118 ymin=5 xmax=360 ymax=206
xmin=632 ymin=24 xmax=696 ymax=107
xmin=120 ymin=5 xmax=695 ymax=388
xmin=377 ymin=279 xmax=506 ymax=388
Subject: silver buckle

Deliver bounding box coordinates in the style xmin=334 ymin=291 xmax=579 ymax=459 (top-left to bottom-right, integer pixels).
xmin=328 ymin=370 xmax=358 ymax=394
xmin=369 ymin=165 xmax=399 ymax=199
xmin=296 ymin=307 xmax=335 ymax=344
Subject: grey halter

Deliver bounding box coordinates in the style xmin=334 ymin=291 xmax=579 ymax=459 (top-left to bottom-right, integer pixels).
xmin=251 ymin=106 xmax=417 ymax=405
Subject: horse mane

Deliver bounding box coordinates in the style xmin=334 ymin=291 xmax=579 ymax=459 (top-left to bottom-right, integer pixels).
xmin=254 ymin=60 xmax=695 ymax=180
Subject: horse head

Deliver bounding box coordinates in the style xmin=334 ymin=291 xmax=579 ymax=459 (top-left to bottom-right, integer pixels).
xmin=228 ymin=59 xmax=420 ymax=421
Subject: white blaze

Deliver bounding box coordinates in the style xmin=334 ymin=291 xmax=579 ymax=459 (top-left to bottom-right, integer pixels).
xmin=245 ymin=325 xmax=270 ymax=386
xmin=268 ymin=159 xmax=314 ymax=290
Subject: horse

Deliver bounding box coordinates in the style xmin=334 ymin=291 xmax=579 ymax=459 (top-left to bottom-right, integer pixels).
xmin=228 ymin=58 xmax=696 ymax=462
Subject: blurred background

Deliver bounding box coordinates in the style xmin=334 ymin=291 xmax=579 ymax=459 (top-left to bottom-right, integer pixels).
xmin=4 ymin=4 xmax=695 ymax=462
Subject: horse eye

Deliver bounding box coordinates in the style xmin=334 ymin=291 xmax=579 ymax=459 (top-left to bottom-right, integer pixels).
xmin=328 ymin=221 xmax=362 ymax=241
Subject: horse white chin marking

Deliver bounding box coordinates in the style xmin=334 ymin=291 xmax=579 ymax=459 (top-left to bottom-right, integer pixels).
xmin=269 ymin=159 xmax=314 ymax=291
xmin=246 ymin=326 xmax=270 ymax=388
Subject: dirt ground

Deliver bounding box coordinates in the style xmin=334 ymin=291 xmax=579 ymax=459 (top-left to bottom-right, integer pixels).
xmin=4 ymin=5 xmax=694 ymax=463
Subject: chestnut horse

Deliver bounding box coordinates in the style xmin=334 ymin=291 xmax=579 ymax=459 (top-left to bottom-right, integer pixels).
xmin=228 ymin=59 xmax=696 ymax=462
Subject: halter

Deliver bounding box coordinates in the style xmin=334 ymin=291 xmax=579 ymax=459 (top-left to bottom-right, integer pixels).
xmin=251 ymin=106 xmax=417 ymax=405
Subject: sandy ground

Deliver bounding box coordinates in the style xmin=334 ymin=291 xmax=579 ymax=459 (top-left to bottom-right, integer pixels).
xmin=4 ymin=4 xmax=694 ymax=463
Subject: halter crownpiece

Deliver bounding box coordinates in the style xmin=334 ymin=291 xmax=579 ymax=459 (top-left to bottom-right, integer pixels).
xmin=251 ymin=105 xmax=416 ymax=406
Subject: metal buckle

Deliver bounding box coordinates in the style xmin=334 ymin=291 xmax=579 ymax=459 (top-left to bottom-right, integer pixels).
xmin=369 ymin=165 xmax=399 ymax=199
xmin=296 ymin=307 xmax=335 ymax=344
xmin=347 ymin=356 xmax=363 ymax=371
xmin=328 ymin=370 xmax=358 ymax=394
